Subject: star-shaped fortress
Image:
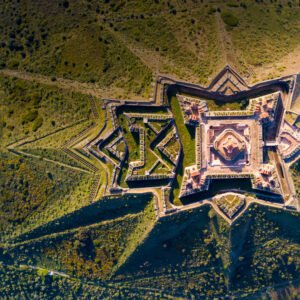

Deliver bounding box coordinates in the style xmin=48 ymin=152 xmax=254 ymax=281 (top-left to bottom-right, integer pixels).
xmin=84 ymin=66 xmax=300 ymax=223
xmin=178 ymin=91 xmax=281 ymax=199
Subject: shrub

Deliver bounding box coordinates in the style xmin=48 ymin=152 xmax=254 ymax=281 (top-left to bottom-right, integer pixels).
xmin=7 ymin=59 xmax=20 ymax=68
xmin=62 ymin=0 xmax=69 ymax=9
xmin=8 ymin=109 xmax=14 ymax=117
xmin=227 ymin=2 xmax=239 ymax=8
xmin=208 ymin=7 xmax=217 ymax=14
xmin=32 ymin=117 xmax=43 ymax=132
xmin=36 ymin=268 xmax=49 ymax=277
xmin=221 ymin=11 xmax=239 ymax=27
xmin=22 ymin=110 xmax=38 ymax=123
xmin=31 ymin=92 xmax=42 ymax=107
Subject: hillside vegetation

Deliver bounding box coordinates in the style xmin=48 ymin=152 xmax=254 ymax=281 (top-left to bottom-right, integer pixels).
xmin=0 ymin=152 xmax=95 ymax=241
xmin=0 ymin=75 xmax=92 ymax=146
xmin=2 ymin=1 xmax=300 ymax=89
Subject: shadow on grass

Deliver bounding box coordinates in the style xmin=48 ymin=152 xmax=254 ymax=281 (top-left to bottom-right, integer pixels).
xmin=12 ymin=194 xmax=153 ymax=243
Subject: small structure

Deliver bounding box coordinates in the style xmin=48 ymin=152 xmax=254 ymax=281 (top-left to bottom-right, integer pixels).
xmin=213 ymin=192 xmax=246 ymax=219
xmin=177 ymin=95 xmax=208 ymax=125
xmin=213 ymin=128 xmax=246 ymax=161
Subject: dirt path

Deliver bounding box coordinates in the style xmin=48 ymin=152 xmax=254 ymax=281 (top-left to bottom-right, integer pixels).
xmin=162 ymin=195 xmax=286 ymax=225
xmin=10 ymin=148 xmax=94 ymax=175
xmin=215 ymin=13 xmax=228 ymax=69
xmin=0 ymin=69 xmax=146 ymax=100
xmin=215 ymin=13 xmax=254 ymax=79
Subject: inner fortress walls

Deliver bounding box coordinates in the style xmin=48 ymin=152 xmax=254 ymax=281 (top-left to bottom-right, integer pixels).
xmin=93 ymin=66 xmax=299 ymax=222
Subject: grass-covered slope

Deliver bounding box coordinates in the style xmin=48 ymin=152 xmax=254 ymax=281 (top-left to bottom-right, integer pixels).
xmin=12 ymin=194 xmax=154 ymax=243
xmin=0 ymin=75 xmax=92 ymax=146
xmin=113 ymin=206 xmax=228 ymax=298
xmin=110 ymin=205 xmax=300 ymax=298
xmin=0 ymin=152 xmax=95 ymax=241
xmin=0 ymin=187 xmax=300 ymax=298
xmin=3 ymin=1 xmax=300 ymax=90
xmin=19 ymin=148 xmax=92 ymax=171
xmin=0 ymin=0 xmax=152 ymax=95
xmin=230 ymin=205 xmax=300 ymax=296
xmin=3 ymin=200 xmax=156 ymax=280
xmin=228 ymin=2 xmax=300 ymax=66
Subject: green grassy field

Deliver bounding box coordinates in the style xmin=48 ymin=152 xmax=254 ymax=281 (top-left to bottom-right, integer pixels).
xmin=205 ymin=97 xmax=248 ymax=111
xmin=169 ymin=95 xmax=195 ymax=205
xmin=230 ymin=204 xmax=300 ymax=295
xmin=0 ymin=75 xmax=92 ymax=146
xmin=110 ymin=204 xmax=300 ymax=298
xmin=20 ymin=148 xmax=91 ymax=170
xmin=228 ymin=3 xmax=300 ymax=66
xmin=0 ymin=263 xmax=158 ymax=299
